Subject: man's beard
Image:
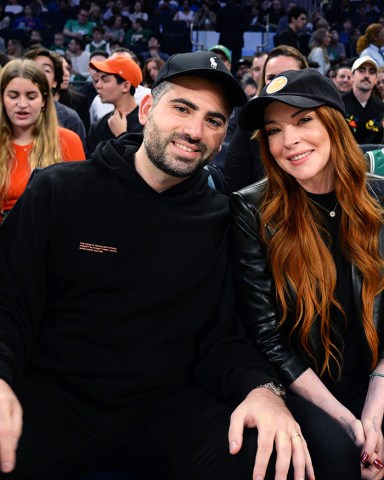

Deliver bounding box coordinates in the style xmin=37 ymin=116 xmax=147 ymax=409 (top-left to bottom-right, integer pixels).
xmin=143 ymin=115 xmax=217 ymax=178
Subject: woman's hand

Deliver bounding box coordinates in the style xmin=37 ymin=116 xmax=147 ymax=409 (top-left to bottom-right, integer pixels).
xmin=340 ymin=417 xmax=365 ymax=446
xmin=360 ymin=416 xmax=384 ymax=480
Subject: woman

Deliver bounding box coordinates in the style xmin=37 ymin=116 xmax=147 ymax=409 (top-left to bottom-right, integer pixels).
xmin=308 ymin=27 xmax=331 ymax=75
xmin=376 ymin=66 xmax=384 ymax=101
xmin=55 ymin=55 xmax=90 ymax=131
xmin=231 ymin=68 xmax=384 ymax=479
xmin=142 ymin=57 xmax=164 ymax=88
xmin=225 ymin=45 xmax=308 ymax=194
xmin=0 ymin=59 xmax=85 ymax=221
xmin=104 ymin=14 xmax=126 ymax=44
xmin=357 ymin=24 xmax=384 ymax=69
xmin=6 ymin=39 xmax=24 ymax=60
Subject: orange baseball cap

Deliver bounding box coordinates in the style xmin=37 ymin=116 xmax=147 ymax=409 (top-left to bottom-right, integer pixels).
xmin=89 ymin=56 xmax=143 ymax=87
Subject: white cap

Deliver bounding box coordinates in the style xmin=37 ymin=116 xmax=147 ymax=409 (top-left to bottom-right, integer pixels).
xmin=352 ymin=55 xmax=378 ymax=73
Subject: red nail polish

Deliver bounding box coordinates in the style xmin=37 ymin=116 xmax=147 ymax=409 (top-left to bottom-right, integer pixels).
xmin=373 ymin=459 xmax=384 ymax=469
xmin=361 ymin=452 xmax=369 ymax=463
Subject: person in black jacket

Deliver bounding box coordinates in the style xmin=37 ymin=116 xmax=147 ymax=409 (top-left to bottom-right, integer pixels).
xmin=274 ymin=6 xmax=307 ymax=51
xmin=231 ymin=68 xmax=384 ymax=479
xmin=0 ymin=51 xmax=321 ymax=480
xmin=215 ymin=0 xmax=245 ymax=72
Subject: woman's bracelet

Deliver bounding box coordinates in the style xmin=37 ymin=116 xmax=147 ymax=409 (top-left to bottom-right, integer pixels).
xmin=370 ymin=372 xmax=384 ymax=378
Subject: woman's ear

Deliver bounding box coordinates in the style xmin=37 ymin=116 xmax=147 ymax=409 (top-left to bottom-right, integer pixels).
xmin=138 ymin=94 xmax=153 ymax=126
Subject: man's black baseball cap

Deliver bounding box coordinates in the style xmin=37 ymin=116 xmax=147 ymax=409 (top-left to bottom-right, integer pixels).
xmin=238 ymin=68 xmax=346 ymax=130
xmin=152 ymin=50 xmax=247 ymax=108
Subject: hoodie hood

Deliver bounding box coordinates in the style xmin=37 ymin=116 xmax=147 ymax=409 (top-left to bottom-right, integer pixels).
xmin=91 ymin=133 xmax=217 ymax=202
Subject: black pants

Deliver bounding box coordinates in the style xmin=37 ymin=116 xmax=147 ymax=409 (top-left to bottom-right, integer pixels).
xmin=0 ymin=375 xmax=361 ymax=480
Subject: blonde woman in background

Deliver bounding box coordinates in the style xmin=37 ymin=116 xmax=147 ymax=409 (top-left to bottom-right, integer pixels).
xmin=308 ymin=27 xmax=331 ymax=75
xmin=0 ymin=59 xmax=85 ymax=222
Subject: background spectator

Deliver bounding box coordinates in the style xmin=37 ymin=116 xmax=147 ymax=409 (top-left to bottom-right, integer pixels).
xmin=308 ymin=27 xmax=331 ymax=75
xmin=63 ymin=8 xmax=96 ymax=41
xmin=104 ymin=14 xmax=126 ymax=44
xmin=125 ymin=18 xmax=152 ymax=46
xmin=140 ymin=35 xmax=170 ymax=62
xmin=376 ymin=66 xmax=384 ymax=101
xmin=357 ymin=23 xmax=384 ymax=68
xmin=142 ymin=56 xmax=164 ymax=87
xmin=85 ymin=27 xmax=111 ymax=54
xmin=12 ymin=4 xmax=45 ymax=31
xmin=332 ymin=65 xmax=353 ymax=94
xmin=66 ymin=38 xmax=90 ymax=83
xmin=49 ymin=32 xmax=66 ymax=55
xmin=173 ymin=0 xmax=195 ymax=27
xmin=6 ymin=39 xmax=24 ymax=60
xmin=129 ymin=1 xmax=149 ymax=23
xmin=0 ymin=58 xmax=84 ymax=222
xmin=327 ymin=29 xmax=346 ymax=65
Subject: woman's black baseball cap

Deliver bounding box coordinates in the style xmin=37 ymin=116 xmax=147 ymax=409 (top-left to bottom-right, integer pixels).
xmin=238 ymin=68 xmax=345 ymax=131
xmin=152 ymin=51 xmax=247 ymax=109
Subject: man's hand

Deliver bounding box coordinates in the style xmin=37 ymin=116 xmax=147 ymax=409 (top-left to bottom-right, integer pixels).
xmin=0 ymin=379 xmax=22 ymax=473
xmin=108 ymin=110 xmax=128 ymax=138
xmin=228 ymin=387 xmax=315 ymax=480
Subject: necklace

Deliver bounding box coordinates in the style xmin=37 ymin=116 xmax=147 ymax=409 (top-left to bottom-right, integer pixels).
xmin=310 ymin=199 xmax=338 ymax=217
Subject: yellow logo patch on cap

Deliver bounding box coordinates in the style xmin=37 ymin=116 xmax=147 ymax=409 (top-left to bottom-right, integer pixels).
xmin=266 ymin=76 xmax=288 ymax=94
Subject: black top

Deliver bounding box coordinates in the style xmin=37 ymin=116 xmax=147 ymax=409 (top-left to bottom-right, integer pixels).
xmin=342 ymin=90 xmax=384 ymax=145
xmin=307 ymin=191 xmax=369 ymax=404
xmin=86 ymin=106 xmax=143 ymax=156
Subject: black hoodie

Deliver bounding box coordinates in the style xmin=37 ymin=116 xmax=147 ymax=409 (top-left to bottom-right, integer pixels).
xmin=0 ymin=134 xmax=276 ymax=408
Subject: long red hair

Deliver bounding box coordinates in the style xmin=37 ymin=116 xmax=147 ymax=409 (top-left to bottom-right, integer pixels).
xmin=258 ymin=106 xmax=384 ymax=378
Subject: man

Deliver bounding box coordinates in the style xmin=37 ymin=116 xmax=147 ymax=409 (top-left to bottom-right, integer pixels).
xmin=342 ymin=55 xmax=384 ymax=145
xmin=274 ymin=6 xmax=307 ymax=51
xmin=88 ymin=49 xmax=150 ymax=126
xmin=66 ymin=38 xmax=91 ymax=83
xmin=86 ymin=54 xmax=144 ymax=155
xmin=84 ymin=26 xmax=111 ymax=54
xmin=24 ymin=47 xmax=86 ymax=148
xmin=251 ymin=51 xmax=267 ymax=90
xmin=0 ymin=51 xmax=313 ymax=480
xmin=78 ymin=50 xmax=109 ymax=110
xmin=209 ymin=44 xmax=231 ymax=70
xmin=63 ymin=8 xmax=96 ymax=41
xmin=234 ymin=57 xmax=251 ymax=81
xmin=332 ymin=65 xmax=353 ymax=94
xmin=140 ymin=34 xmax=170 ymax=62
xmin=124 ymin=18 xmax=152 ymax=46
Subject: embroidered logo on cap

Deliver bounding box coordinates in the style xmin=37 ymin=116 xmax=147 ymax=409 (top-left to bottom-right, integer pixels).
xmin=210 ymin=56 xmax=218 ymax=69
xmin=266 ymin=76 xmax=288 ymax=94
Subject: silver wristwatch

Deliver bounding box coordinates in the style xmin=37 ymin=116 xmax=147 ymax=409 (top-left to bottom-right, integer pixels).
xmin=256 ymin=381 xmax=286 ymax=399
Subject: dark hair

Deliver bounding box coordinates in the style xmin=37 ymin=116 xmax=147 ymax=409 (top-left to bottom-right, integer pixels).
xmin=288 ymin=6 xmax=306 ymax=22
xmin=92 ymin=26 xmax=105 ymax=34
xmin=89 ymin=50 xmax=109 ymax=60
xmin=24 ymin=47 xmax=63 ymax=93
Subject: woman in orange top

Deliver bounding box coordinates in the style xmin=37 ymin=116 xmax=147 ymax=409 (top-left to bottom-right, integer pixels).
xmin=0 ymin=58 xmax=85 ymax=220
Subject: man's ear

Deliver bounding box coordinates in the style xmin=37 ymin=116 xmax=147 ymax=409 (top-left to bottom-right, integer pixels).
xmin=121 ymin=80 xmax=131 ymax=93
xmin=139 ymin=94 xmax=153 ymax=126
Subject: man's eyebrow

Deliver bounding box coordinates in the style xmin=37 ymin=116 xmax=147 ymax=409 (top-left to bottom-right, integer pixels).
xmin=170 ymin=97 xmax=227 ymax=123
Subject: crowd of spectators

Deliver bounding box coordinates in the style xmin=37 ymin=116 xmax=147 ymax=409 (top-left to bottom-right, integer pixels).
xmin=0 ymin=0 xmax=382 ymax=72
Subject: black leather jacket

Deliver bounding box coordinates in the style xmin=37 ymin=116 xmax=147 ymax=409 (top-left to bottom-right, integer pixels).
xmin=229 ymin=174 xmax=384 ymax=385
